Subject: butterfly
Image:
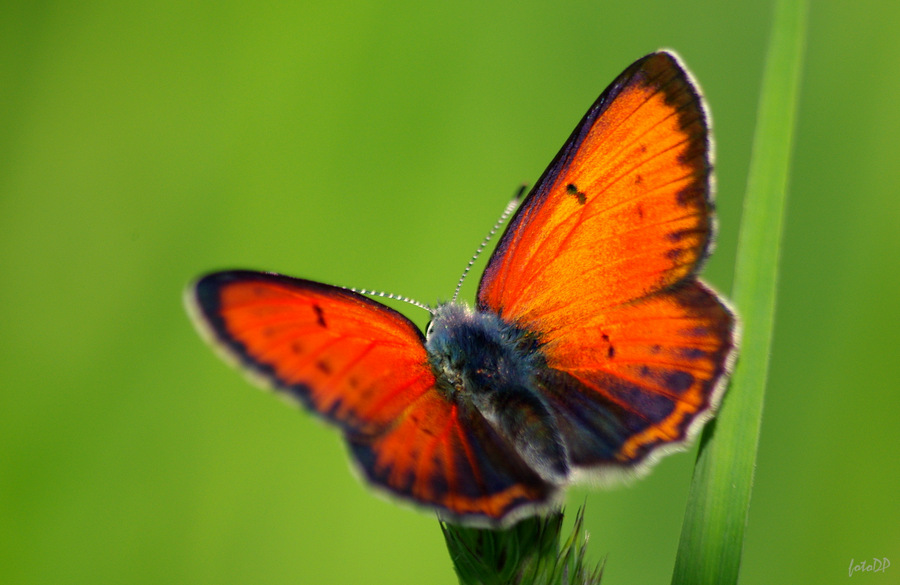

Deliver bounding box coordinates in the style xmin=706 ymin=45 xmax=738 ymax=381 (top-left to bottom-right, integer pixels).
xmin=186 ymin=50 xmax=738 ymax=527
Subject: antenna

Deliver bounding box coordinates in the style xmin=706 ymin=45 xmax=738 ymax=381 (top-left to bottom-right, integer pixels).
xmin=347 ymin=287 xmax=434 ymax=314
xmin=451 ymin=185 xmax=527 ymax=303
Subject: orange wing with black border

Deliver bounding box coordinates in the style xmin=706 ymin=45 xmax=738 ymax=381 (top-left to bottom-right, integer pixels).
xmin=477 ymin=51 xmax=737 ymax=473
xmin=187 ymin=271 xmax=555 ymax=525
xmin=535 ymin=281 xmax=735 ymax=474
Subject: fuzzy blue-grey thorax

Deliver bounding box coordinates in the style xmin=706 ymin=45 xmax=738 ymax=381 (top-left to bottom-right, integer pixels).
xmin=425 ymin=302 xmax=542 ymax=399
xmin=424 ymin=302 xmax=569 ymax=482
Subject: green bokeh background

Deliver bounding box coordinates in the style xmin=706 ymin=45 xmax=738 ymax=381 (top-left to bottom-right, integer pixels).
xmin=2 ymin=1 xmax=898 ymax=584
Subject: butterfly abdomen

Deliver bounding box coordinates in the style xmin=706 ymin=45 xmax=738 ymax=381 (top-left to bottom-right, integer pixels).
xmin=426 ymin=303 xmax=569 ymax=482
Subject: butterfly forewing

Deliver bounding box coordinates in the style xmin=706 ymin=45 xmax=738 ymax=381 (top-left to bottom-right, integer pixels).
xmin=189 ymin=271 xmax=433 ymax=433
xmin=477 ymin=51 xmax=713 ymax=333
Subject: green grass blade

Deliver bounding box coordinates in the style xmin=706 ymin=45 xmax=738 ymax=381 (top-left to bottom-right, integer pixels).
xmin=671 ymin=0 xmax=808 ymax=583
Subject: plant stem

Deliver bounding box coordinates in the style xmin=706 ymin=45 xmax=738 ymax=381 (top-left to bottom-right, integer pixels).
xmin=671 ymin=0 xmax=808 ymax=583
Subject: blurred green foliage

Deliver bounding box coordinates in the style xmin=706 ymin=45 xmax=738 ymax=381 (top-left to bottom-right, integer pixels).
xmin=2 ymin=1 xmax=897 ymax=584
xmin=675 ymin=1 xmax=806 ymax=582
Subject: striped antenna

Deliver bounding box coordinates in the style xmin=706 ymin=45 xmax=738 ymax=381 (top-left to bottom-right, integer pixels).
xmin=451 ymin=185 xmax=527 ymax=303
xmin=347 ymin=287 xmax=434 ymax=315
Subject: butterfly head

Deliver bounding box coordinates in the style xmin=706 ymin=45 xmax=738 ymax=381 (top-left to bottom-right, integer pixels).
xmin=425 ymin=303 xmax=534 ymax=395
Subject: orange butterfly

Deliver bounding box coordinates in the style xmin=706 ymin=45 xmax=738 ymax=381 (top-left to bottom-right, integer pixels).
xmin=186 ymin=51 xmax=738 ymax=527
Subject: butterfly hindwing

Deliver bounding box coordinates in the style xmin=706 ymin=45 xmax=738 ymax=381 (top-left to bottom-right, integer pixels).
xmin=348 ymin=391 xmax=556 ymax=525
xmin=536 ymin=281 xmax=735 ymax=473
xmin=187 ymin=270 xmax=555 ymax=525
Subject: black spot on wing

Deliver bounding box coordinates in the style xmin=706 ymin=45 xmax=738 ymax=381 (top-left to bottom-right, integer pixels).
xmin=666 ymin=248 xmax=685 ymax=261
xmin=676 ymin=183 xmax=704 ymax=207
xmin=601 ymin=333 xmax=615 ymax=359
xmin=665 ymin=370 xmax=695 ymax=393
xmin=313 ymin=304 xmax=327 ymax=328
xmin=667 ymin=228 xmax=705 ymax=243
xmin=566 ymin=183 xmax=587 ymax=205
xmin=678 ymin=347 xmax=708 ymax=360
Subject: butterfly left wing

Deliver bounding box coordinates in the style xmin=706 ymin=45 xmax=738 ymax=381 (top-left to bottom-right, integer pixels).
xmin=186 ymin=270 xmax=555 ymax=525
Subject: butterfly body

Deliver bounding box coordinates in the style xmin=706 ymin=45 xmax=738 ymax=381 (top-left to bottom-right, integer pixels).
xmin=187 ymin=51 xmax=738 ymax=527
xmin=426 ymin=302 xmax=570 ymax=482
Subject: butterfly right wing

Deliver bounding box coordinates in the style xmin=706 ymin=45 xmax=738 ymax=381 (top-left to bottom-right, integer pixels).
xmin=475 ymin=52 xmax=736 ymax=478
xmin=186 ymin=270 xmax=555 ymax=525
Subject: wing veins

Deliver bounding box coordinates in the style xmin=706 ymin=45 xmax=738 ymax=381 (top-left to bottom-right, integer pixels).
xmin=255 ymin=331 xmax=344 ymax=378
xmin=324 ymin=340 xmax=380 ymax=389
xmin=546 ymin=328 xmax=726 ymax=351
xmin=413 ymin=409 xmax=451 ymax=500
xmin=570 ymin=355 xmax=716 ymax=376
xmin=512 ymin=219 xmax=704 ymax=315
xmin=221 ymin=299 xmax=417 ymax=343
xmin=566 ymin=371 xmax=657 ymax=422
xmin=228 ymin=313 xmax=416 ymax=350
xmin=366 ymin=370 xmax=434 ymax=422
xmin=487 ymin=66 xmax=685 ymax=306
xmin=509 ymin=127 xmax=704 ymax=307
xmin=449 ymin=408 xmax=490 ymax=499
xmin=593 ymin=366 xmax=702 ymax=405
xmin=581 ymin=168 xmax=701 ymax=225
